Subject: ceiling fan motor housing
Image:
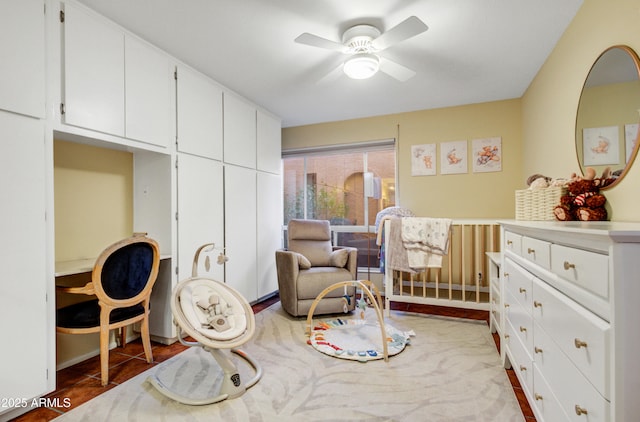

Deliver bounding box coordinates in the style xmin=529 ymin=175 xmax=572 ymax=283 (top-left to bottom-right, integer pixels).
xmin=342 ymin=24 xmax=381 ymax=53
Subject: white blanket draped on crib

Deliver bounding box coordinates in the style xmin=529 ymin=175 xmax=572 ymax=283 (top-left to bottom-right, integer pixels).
xmin=401 ymin=217 xmax=452 ymax=268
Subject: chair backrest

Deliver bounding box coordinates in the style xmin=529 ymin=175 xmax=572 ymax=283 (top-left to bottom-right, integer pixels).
xmin=287 ymin=219 xmax=333 ymax=267
xmin=92 ymin=234 xmax=160 ymax=305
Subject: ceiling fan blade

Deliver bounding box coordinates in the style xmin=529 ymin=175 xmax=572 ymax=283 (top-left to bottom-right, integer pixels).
xmin=317 ymin=63 xmax=345 ymax=85
xmin=371 ymin=16 xmax=428 ymax=51
xmin=295 ymin=33 xmax=348 ymax=53
xmin=378 ymin=57 xmax=416 ymax=82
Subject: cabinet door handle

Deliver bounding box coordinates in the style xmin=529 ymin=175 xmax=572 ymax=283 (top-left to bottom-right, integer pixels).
xmin=575 ymin=405 xmax=588 ymax=416
xmin=574 ymin=338 xmax=588 ymax=349
xmin=519 ymin=287 xmax=526 ymax=294
xmin=527 ymin=248 xmax=535 ymax=254
xmin=564 ymin=261 xmax=576 ymax=270
xmin=534 ymin=347 xmax=543 ymax=354
xmin=534 ymin=393 xmax=543 ymax=401
xmin=519 ymin=326 xmax=527 ymax=332
xmin=534 ymin=301 xmax=542 ymax=308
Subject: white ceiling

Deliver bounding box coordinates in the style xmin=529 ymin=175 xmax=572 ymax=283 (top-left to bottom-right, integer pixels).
xmin=75 ymin=0 xmax=583 ymax=128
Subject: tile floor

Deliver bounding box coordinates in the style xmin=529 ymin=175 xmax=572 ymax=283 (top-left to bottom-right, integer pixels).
xmin=10 ymin=295 xmax=535 ymax=421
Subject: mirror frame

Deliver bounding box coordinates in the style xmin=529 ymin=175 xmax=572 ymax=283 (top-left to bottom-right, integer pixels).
xmin=575 ymin=45 xmax=640 ymax=189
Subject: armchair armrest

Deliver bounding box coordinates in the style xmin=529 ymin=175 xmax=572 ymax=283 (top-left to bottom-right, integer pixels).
xmin=333 ymin=246 xmax=358 ymax=278
xmin=275 ymin=249 xmax=300 ymax=315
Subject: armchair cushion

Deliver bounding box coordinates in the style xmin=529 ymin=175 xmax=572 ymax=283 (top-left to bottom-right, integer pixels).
xmin=295 ymin=252 xmax=311 ymax=269
xmin=329 ymin=249 xmax=349 ymax=268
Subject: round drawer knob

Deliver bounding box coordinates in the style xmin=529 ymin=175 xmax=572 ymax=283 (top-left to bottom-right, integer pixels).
xmin=507 ymin=240 xmax=513 ymax=245
xmin=504 ymin=334 xmax=510 ymax=340
xmin=574 ymin=338 xmax=588 ymax=349
xmin=519 ymin=365 xmax=527 ymax=372
xmin=534 ymin=347 xmax=543 ymax=354
xmin=534 ymin=301 xmax=542 ymax=308
xmin=564 ymin=261 xmax=576 ymax=270
xmin=575 ymin=405 xmax=588 ymax=416
xmin=504 ymin=272 xmax=509 ymax=278
xmin=534 ymin=393 xmax=543 ymax=401
xmin=519 ymin=326 xmax=527 ymax=332
xmin=519 ymin=287 xmax=526 ymax=294
xmin=527 ymin=248 xmax=535 ymax=254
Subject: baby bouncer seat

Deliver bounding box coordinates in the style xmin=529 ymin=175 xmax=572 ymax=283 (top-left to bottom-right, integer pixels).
xmin=147 ymin=243 xmax=262 ymax=404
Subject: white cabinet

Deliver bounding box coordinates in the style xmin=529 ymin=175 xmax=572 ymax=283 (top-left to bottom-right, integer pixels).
xmin=0 ymin=113 xmax=50 ymax=407
xmin=0 ymin=0 xmax=45 ymax=118
xmin=224 ymin=165 xmax=258 ymax=302
xmin=486 ymin=252 xmax=504 ymax=364
xmin=177 ymin=154 xmax=225 ymax=285
xmin=257 ymin=171 xmax=282 ymax=298
xmin=125 ymin=35 xmax=173 ymax=147
xmin=62 ymin=2 xmax=125 ymax=136
xmin=223 ymin=93 xmax=257 ymax=168
xmin=176 ymin=64 xmax=223 ymax=160
xmin=500 ymin=221 xmax=640 ymax=422
xmin=257 ymin=110 xmax=282 ymax=174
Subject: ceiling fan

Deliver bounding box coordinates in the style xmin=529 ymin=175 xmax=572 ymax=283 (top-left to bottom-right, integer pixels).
xmin=294 ymin=16 xmax=428 ymax=82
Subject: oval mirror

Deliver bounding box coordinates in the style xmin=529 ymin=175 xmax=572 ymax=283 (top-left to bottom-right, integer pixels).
xmin=575 ymin=45 xmax=640 ymax=189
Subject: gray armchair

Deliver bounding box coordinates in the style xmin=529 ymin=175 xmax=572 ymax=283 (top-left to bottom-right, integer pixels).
xmin=276 ymin=219 xmax=357 ymax=317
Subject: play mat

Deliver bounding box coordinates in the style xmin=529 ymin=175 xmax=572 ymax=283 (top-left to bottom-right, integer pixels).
xmin=305 ymin=280 xmax=414 ymax=362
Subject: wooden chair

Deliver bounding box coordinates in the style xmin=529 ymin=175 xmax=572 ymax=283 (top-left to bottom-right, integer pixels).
xmin=56 ymin=234 xmax=160 ymax=386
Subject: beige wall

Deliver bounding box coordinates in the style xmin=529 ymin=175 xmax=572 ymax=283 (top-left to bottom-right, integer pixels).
xmin=522 ymin=0 xmax=640 ymax=221
xmin=54 ymin=140 xmax=134 ymax=261
xmin=284 ymin=0 xmax=640 ymax=222
xmin=283 ymin=99 xmax=523 ymax=219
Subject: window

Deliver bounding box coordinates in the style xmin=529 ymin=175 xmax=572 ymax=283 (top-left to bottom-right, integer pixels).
xmin=282 ymin=139 xmax=396 ymax=270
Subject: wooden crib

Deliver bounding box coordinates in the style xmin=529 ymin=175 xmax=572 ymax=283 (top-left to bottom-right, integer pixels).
xmin=383 ymin=219 xmax=500 ymax=315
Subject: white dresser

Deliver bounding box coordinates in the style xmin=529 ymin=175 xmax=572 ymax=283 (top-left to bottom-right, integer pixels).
xmin=499 ymin=220 xmax=640 ymax=422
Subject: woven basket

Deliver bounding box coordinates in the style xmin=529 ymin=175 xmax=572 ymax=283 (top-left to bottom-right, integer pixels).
xmin=515 ymin=187 xmax=567 ymax=221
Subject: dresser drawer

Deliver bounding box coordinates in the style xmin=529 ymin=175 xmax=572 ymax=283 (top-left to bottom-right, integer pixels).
xmin=522 ymin=236 xmax=551 ymax=270
xmin=534 ymin=321 xmax=610 ymax=422
xmin=504 ymin=257 xmax=533 ymax=310
xmin=533 ymin=278 xmax=610 ymax=398
xmin=532 ymin=365 xmax=570 ymax=422
xmin=551 ymin=244 xmax=609 ymax=299
xmin=490 ymin=284 xmax=501 ymax=327
xmin=504 ymin=231 xmax=522 ymax=256
xmin=505 ymin=289 xmax=534 ymax=354
xmin=504 ymin=318 xmax=533 ymax=395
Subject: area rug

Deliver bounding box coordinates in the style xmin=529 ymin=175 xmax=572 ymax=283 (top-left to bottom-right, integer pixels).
xmin=54 ymin=303 xmax=524 ymax=421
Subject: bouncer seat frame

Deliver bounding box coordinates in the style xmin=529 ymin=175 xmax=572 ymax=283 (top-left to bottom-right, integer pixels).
xmin=147 ymin=243 xmax=262 ymax=405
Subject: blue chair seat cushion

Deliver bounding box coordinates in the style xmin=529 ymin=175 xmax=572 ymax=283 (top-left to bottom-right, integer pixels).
xmin=57 ymin=299 xmax=145 ymax=329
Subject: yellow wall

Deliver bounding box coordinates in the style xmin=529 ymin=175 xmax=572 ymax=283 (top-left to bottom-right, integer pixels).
xmin=522 ymin=0 xmax=640 ymax=221
xmin=54 ymin=140 xmax=133 ymax=261
xmin=284 ymin=0 xmax=640 ymax=222
xmin=283 ymin=99 xmax=523 ymax=219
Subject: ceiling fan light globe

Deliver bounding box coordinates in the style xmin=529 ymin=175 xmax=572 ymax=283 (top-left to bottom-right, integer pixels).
xmin=344 ymin=53 xmax=380 ymax=79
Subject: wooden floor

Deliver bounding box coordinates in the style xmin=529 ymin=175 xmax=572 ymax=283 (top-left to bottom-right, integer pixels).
xmin=11 ymin=295 xmax=535 ymax=421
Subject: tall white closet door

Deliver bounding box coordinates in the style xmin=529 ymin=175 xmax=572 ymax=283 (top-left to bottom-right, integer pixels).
xmin=224 ymin=165 xmax=257 ymax=302
xmin=223 ymin=93 xmax=256 ymax=168
xmin=177 ymin=154 xmax=224 ymax=284
xmin=256 ymin=110 xmax=282 ymax=174
xmin=256 ymin=172 xmax=282 ymax=299
xmin=62 ymin=3 xmax=125 ymax=136
xmin=176 ymin=65 xmax=223 ymax=160
xmin=0 ymin=0 xmax=45 ymax=118
xmin=0 ymin=113 xmax=48 ymax=403
xmin=125 ymin=35 xmax=172 ymax=147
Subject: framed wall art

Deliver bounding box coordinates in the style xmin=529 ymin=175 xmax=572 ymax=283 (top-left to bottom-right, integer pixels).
xmin=472 ymin=137 xmax=502 ymax=173
xmin=440 ymin=140 xmax=468 ymax=175
xmin=582 ymin=126 xmax=619 ymax=166
xmin=625 ymin=123 xmax=638 ymax=163
xmin=411 ymin=143 xmax=436 ymax=176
